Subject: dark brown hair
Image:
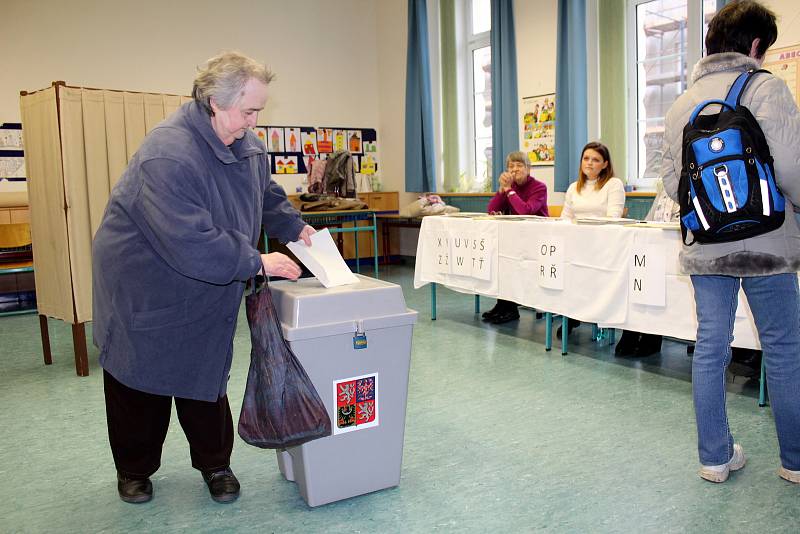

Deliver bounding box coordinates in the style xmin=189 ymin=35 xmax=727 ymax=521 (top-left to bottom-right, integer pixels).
xmin=705 ymin=1 xmax=777 ymax=58
xmin=577 ymin=142 xmax=614 ymax=193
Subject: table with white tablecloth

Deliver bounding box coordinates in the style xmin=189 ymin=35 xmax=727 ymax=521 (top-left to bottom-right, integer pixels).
xmin=413 ymin=215 xmax=763 ymax=350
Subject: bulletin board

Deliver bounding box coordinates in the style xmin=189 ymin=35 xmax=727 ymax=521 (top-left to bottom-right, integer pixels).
xmin=763 ymin=43 xmax=800 ymax=106
xmin=253 ymin=124 xmax=379 ymax=178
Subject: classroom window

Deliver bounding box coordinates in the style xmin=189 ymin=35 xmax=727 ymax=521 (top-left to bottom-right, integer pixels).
xmin=626 ymin=0 xmax=716 ymax=188
xmin=463 ymin=0 xmax=492 ymax=191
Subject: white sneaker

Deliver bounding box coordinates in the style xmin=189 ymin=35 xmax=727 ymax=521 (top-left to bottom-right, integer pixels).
xmin=699 ymin=443 xmax=746 ymax=483
xmin=778 ymin=466 xmax=800 ymax=484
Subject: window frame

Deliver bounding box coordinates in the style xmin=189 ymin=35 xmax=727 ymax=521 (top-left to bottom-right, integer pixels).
xmin=625 ymin=0 xmax=706 ymax=189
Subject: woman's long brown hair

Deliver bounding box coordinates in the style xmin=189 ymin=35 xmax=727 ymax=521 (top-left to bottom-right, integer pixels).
xmin=576 ymin=142 xmax=614 ymax=193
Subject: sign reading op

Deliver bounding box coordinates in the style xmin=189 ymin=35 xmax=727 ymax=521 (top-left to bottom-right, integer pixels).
xmin=536 ymin=237 xmax=564 ymax=289
xmin=333 ymin=373 xmax=379 ymax=435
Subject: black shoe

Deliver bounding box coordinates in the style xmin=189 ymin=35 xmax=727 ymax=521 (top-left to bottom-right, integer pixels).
xmin=634 ymin=334 xmax=663 ymax=357
xmin=117 ymin=473 xmax=153 ymax=504
xmin=556 ymin=319 xmax=580 ymax=340
xmin=490 ymin=310 xmax=520 ymax=324
xmin=481 ymin=307 xmax=499 ymax=319
xmin=202 ymin=467 xmax=240 ymax=503
xmin=614 ymin=330 xmax=640 ymax=356
xmin=535 ymin=312 xmax=544 ymax=320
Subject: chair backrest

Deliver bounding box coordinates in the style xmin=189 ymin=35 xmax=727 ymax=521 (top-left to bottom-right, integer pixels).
xmin=0 ymin=223 xmax=33 ymax=267
xmin=0 ymin=223 xmax=31 ymax=250
xmin=547 ymin=205 xmax=563 ymax=218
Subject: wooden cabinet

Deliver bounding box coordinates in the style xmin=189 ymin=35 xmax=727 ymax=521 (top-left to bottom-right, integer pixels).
xmin=346 ymin=192 xmax=398 ymax=259
xmin=0 ymin=207 xmax=30 ymax=224
xmin=357 ymin=191 xmax=398 ymax=212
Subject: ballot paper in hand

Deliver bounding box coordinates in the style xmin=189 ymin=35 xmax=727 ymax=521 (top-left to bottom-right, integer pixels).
xmin=286 ymin=228 xmax=359 ymax=288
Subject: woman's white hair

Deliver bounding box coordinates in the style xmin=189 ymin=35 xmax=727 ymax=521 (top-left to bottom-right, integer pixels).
xmin=192 ymin=51 xmax=275 ymax=115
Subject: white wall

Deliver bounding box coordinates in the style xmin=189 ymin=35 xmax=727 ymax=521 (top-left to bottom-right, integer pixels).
xmin=0 ymin=0 xmax=392 ymax=194
xmin=513 ymin=0 xmax=562 ymax=204
xmin=766 ymin=0 xmax=800 ymax=47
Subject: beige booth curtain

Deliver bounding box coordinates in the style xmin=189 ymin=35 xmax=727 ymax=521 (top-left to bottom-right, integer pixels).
xmin=20 ymin=84 xmax=190 ymax=324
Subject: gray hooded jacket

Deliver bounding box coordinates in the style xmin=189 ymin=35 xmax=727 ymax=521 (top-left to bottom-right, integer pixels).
xmin=662 ymin=52 xmax=800 ymax=276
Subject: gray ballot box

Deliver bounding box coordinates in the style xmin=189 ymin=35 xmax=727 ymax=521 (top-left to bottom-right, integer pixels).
xmin=269 ymin=274 xmax=417 ymax=507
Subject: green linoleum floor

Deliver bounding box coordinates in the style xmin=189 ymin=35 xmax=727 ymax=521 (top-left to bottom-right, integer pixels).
xmin=1 ymin=263 xmax=797 ymax=533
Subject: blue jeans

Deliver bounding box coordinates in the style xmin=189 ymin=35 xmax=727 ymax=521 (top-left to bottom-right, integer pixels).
xmin=691 ymin=273 xmax=800 ymax=470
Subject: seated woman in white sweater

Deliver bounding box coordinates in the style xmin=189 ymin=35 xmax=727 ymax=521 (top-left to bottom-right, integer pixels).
xmin=558 ymin=142 xmax=625 ymax=338
xmin=561 ymin=142 xmax=625 ymax=220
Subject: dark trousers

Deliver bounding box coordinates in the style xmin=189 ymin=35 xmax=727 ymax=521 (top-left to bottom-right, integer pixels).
xmin=103 ymin=370 xmax=233 ymax=479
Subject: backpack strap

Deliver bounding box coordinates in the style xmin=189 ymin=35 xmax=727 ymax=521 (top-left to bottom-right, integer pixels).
xmin=689 ymin=99 xmax=736 ymax=124
xmin=724 ymin=68 xmax=771 ymax=107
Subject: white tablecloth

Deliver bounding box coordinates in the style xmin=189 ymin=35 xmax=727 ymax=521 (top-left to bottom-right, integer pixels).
xmin=414 ymin=216 xmax=762 ymax=349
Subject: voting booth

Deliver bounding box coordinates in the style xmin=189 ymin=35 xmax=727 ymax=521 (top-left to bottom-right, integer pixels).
xmin=269 ymin=275 xmax=417 ymax=506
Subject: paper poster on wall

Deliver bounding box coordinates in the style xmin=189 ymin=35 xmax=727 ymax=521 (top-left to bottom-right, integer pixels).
xmin=333 ymin=129 xmax=346 ymax=152
xmin=253 ymin=127 xmax=267 ymax=146
xmin=275 ymin=156 xmax=298 ymax=174
xmin=0 ymin=123 xmax=25 ymax=186
xmin=347 ymin=130 xmax=362 ymax=153
xmin=333 ymin=373 xmax=378 ymax=435
xmin=520 ymin=93 xmax=555 ymax=166
xmin=360 ymin=153 xmax=377 ymax=175
xmin=352 ymin=156 xmax=360 ymax=173
xmin=284 ymin=127 xmax=301 ymax=153
xmin=0 ymin=157 xmax=25 ymax=179
xmin=763 ymin=44 xmax=800 ymax=105
xmin=268 ymin=127 xmax=284 ymax=152
xmin=363 ymin=140 xmax=377 ymax=153
xmin=317 ymin=128 xmax=333 ymax=153
xmin=301 ymin=130 xmax=317 ymax=155
xmin=0 ymin=126 xmax=24 ymax=150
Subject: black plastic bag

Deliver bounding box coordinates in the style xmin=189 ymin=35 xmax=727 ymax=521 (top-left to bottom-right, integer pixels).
xmin=238 ymin=276 xmax=331 ymax=449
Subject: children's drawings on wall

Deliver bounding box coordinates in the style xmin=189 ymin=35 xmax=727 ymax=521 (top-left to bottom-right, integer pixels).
xmin=301 ymin=130 xmax=317 ymax=155
xmin=275 ymin=155 xmax=298 ymax=174
xmin=284 ymin=127 xmax=301 ymax=153
xmin=333 ymin=129 xmax=346 ymax=152
xmin=347 ymin=130 xmax=362 ymax=154
xmin=268 ymin=127 xmax=284 ymax=152
xmin=253 ymin=127 xmax=267 ymax=146
xmin=317 ymin=128 xmax=333 ymax=153
xmin=258 ymin=124 xmax=378 ymax=185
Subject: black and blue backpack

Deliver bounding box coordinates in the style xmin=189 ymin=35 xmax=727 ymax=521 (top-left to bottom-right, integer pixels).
xmin=678 ymin=69 xmax=785 ymax=245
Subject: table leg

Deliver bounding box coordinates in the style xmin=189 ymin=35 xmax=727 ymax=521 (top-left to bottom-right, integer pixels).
xmin=474 ymin=295 xmax=480 ymax=314
xmin=545 ymin=312 xmax=552 ymax=351
xmin=372 ymin=213 xmax=379 ymax=278
xmin=561 ymin=316 xmax=569 ymax=355
xmin=39 ymin=314 xmax=52 ymax=365
xmin=431 ymin=283 xmax=437 ymax=321
xmin=354 ymin=222 xmax=361 ymax=274
xmin=72 ymin=322 xmax=89 ymax=377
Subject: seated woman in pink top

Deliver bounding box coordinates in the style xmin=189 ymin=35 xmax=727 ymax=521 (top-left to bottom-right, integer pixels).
xmin=482 ymin=151 xmax=549 ymax=324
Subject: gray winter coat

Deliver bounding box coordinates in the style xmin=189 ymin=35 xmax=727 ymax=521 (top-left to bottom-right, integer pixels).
xmin=662 ymin=53 xmax=800 ymax=276
xmin=92 ymin=101 xmax=305 ymax=402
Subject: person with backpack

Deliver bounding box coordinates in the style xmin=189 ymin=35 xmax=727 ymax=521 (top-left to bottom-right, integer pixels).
xmin=661 ymin=1 xmax=800 ymax=484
